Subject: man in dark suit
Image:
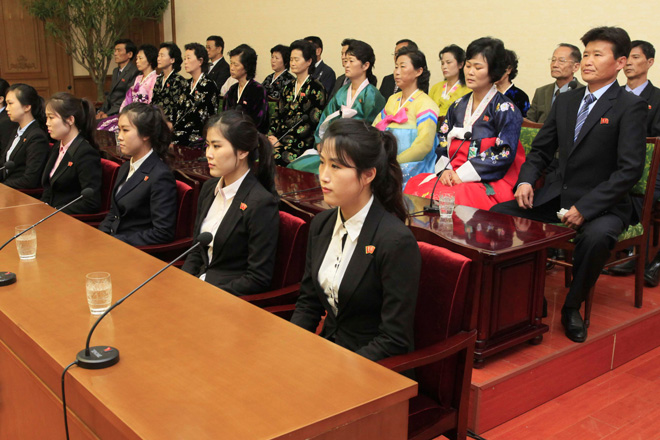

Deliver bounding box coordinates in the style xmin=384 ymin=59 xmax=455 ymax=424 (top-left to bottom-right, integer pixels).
xmin=305 ymin=36 xmax=336 ymax=94
xmin=97 ymin=39 xmax=138 ymax=118
xmin=526 ymin=44 xmax=585 ymax=124
xmin=0 ymin=78 xmax=18 ymax=150
xmin=379 ymin=39 xmax=417 ymax=101
xmin=491 ymin=26 xmax=647 ymax=343
xmin=206 ymin=35 xmax=230 ymax=93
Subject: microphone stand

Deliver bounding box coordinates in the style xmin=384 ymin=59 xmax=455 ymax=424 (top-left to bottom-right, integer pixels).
xmin=424 ymin=133 xmax=472 ymax=213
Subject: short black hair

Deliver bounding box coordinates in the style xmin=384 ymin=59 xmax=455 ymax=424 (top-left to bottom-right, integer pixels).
xmin=159 ymin=42 xmax=183 ymax=73
xmin=465 ymin=37 xmax=508 ymax=84
xmin=0 ymin=78 xmax=9 ymax=101
xmin=290 ymin=39 xmax=317 ymax=75
xmin=395 ymin=46 xmax=431 ymax=93
xmin=137 ymin=44 xmax=158 ymax=70
xmin=341 ymin=38 xmax=354 ymax=47
xmin=581 ymin=26 xmax=631 ymax=60
xmin=114 ymin=39 xmax=137 ymax=60
xmin=558 ymin=43 xmax=582 ymax=63
xmin=229 ymin=44 xmax=257 ymax=80
xmin=305 ymin=36 xmax=323 ymax=51
xmin=185 ymin=42 xmax=209 ymax=72
xmin=631 ymin=40 xmax=656 ymax=59
xmin=504 ymin=49 xmax=519 ymax=81
xmin=206 ymin=35 xmax=225 ymax=52
xmin=439 ymin=44 xmax=466 ymax=83
xmin=270 ymin=44 xmax=291 ymax=70
xmin=395 ymin=39 xmax=418 ymax=51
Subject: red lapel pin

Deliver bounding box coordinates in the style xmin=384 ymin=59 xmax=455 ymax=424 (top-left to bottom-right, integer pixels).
xmin=365 ymin=245 xmax=375 ymax=255
xmin=649 ymin=105 xmax=653 ymax=110
xmin=600 ymin=118 xmax=609 ymax=125
xmin=240 ymin=202 xmax=247 ymax=211
xmin=144 ymin=176 xmax=149 ymax=181
xmin=67 ymin=161 xmax=73 ymax=167
xmin=483 ymin=115 xmax=490 ymax=122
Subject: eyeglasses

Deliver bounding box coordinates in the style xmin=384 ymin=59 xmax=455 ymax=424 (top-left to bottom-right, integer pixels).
xmin=549 ymin=58 xmax=576 ymax=64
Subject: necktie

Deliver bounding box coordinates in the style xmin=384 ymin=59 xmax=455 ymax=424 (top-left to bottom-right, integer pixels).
xmin=552 ymin=88 xmax=560 ymax=105
xmin=574 ymin=93 xmax=596 ymax=143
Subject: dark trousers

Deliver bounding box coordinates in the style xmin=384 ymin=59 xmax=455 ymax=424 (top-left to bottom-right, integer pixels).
xmin=491 ymin=198 xmax=623 ymax=309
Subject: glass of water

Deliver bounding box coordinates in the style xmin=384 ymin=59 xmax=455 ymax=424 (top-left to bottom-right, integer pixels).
xmin=86 ymin=272 xmax=112 ymax=315
xmin=439 ymin=193 xmax=455 ymax=219
xmin=15 ymin=225 xmax=37 ymax=259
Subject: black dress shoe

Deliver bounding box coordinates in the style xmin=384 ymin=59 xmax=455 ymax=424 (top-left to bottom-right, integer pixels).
xmin=561 ymin=308 xmax=587 ymax=343
xmin=645 ymin=252 xmax=660 ymax=287
xmin=608 ymin=258 xmax=636 ymax=276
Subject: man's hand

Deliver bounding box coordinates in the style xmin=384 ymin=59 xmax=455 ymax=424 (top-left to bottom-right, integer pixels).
xmin=562 ymin=205 xmax=584 ymax=229
xmin=439 ymin=170 xmax=463 ymax=186
xmin=515 ymin=183 xmax=534 ymax=209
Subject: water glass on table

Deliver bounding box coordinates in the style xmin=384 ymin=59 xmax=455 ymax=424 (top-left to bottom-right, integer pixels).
xmin=438 ymin=193 xmax=455 ymax=219
xmin=15 ymin=225 xmax=37 ymax=260
xmin=86 ymin=272 xmax=112 ymax=315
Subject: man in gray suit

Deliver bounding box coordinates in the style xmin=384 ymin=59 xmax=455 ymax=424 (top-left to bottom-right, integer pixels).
xmin=97 ymin=39 xmax=139 ymax=118
xmin=526 ymin=44 xmax=584 ymax=124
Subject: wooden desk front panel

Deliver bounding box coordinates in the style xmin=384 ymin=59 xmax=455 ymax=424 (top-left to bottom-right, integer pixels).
xmin=0 ymin=192 xmax=415 ymax=439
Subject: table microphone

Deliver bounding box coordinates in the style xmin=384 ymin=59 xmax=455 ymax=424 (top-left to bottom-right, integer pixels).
xmin=274 ymin=114 xmax=309 ymax=147
xmin=567 ymin=79 xmax=578 ymax=90
xmin=0 ymin=160 xmax=15 ymax=173
xmin=0 ymin=188 xmax=95 ymax=287
xmin=75 ymin=232 xmax=213 ymax=370
xmin=424 ymin=132 xmax=472 ymax=213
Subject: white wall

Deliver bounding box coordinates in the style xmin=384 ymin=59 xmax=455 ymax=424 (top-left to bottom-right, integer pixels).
xmin=173 ymin=0 xmax=660 ymax=94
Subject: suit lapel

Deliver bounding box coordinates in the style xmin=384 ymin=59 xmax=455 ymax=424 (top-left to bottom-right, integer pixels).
xmin=572 ymin=82 xmax=618 ymax=152
xmin=209 ymin=173 xmax=257 ymax=265
xmin=543 ymin=84 xmax=554 ymax=113
xmin=50 ymin=135 xmax=84 ymax=186
xmin=336 ymin=200 xmax=385 ymax=315
xmin=115 ymin=153 xmax=157 ymax=200
xmin=8 ymin=123 xmax=36 ymax=162
xmin=311 ymin=210 xmax=337 ymax=294
xmin=641 ymin=80 xmax=654 ymax=102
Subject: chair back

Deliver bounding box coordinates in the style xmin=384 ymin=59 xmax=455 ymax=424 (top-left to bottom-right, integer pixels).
xmin=271 ymin=211 xmax=309 ymax=289
xmin=100 ymin=159 xmax=121 ymax=211
xmin=415 ymin=242 xmax=472 ymax=411
xmin=519 ymin=120 xmax=542 ymax=156
xmin=630 ymin=138 xmax=660 ymax=229
xmin=173 ymin=179 xmax=196 ymax=240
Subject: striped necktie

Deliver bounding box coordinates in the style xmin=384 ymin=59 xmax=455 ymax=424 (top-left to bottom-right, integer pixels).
xmin=574 ymin=93 xmax=596 ymax=142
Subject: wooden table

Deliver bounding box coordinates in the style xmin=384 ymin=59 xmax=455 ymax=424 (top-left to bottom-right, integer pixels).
xmin=0 ymin=184 xmax=45 ymax=209
xmin=405 ymin=196 xmax=575 ymax=366
xmin=0 ymin=185 xmax=416 ymax=439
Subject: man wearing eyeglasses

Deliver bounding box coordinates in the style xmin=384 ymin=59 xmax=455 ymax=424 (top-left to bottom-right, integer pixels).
xmin=526 ymin=44 xmax=585 ymax=123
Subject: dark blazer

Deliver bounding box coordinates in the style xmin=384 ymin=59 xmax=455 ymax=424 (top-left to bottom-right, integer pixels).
xmin=379 ymin=74 xmax=398 ymax=101
xmin=99 ymin=152 xmax=177 ymax=246
xmin=100 ymin=62 xmax=139 ymax=116
xmin=526 ymin=79 xmax=585 ymax=124
xmin=181 ymin=172 xmax=279 ymax=296
xmin=207 ymin=58 xmax=230 ymax=94
xmin=290 ymin=200 xmax=420 ymax=362
xmin=311 ymin=60 xmax=336 ymax=94
xmin=223 ymin=80 xmax=269 ymax=133
xmin=41 ymin=135 xmax=102 ymax=214
xmin=0 ymin=121 xmax=49 ymax=189
xmin=0 ymin=109 xmax=18 ymax=151
xmin=518 ymin=81 xmax=647 ymax=226
xmin=638 ymin=81 xmax=660 ymax=137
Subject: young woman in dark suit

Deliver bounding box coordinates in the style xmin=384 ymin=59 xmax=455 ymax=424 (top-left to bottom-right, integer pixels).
xmin=42 ymin=93 xmax=102 ymax=214
xmin=0 ymin=78 xmax=19 ymax=150
xmin=291 ymin=119 xmax=421 ymax=362
xmin=182 ymin=110 xmax=279 ymax=296
xmin=99 ymin=103 xmax=177 ymax=246
xmin=0 ymin=84 xmax=49 ymax=189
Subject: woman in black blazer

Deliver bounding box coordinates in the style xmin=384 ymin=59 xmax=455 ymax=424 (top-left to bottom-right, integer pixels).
xmin=0 ymin=78 xmax=19 ymax=151
xmin=99 ymin=103 xmax=177 ymax=246
xmin=42 ymin=93 xmax=101 ymax=214
xmin=0 ymin=84 xmax=49 ymax=189
xmin=291 ymin=119 xmax=421 ymax=362
xmin=182 ymin=110 xmax=279 ymax=296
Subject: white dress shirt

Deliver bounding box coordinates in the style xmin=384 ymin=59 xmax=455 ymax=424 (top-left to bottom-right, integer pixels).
xmin=6 ymin=119 xmax=35 ymax=161
xmin=318 ymin=195 xmax=374 ymax=315
xmin=199 ymin=170 xmax=250 ymax=280
xmin=116 ymin=149 xmax=153 ymax=194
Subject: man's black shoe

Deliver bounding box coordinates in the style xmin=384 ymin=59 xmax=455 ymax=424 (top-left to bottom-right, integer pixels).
xmin=644 ymin=252 xmax=660 ymax=287
xmin=561 ymin=308 xmax=587 ymax=343
xmin=608 ymin=258 xmax=636 ymax=276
